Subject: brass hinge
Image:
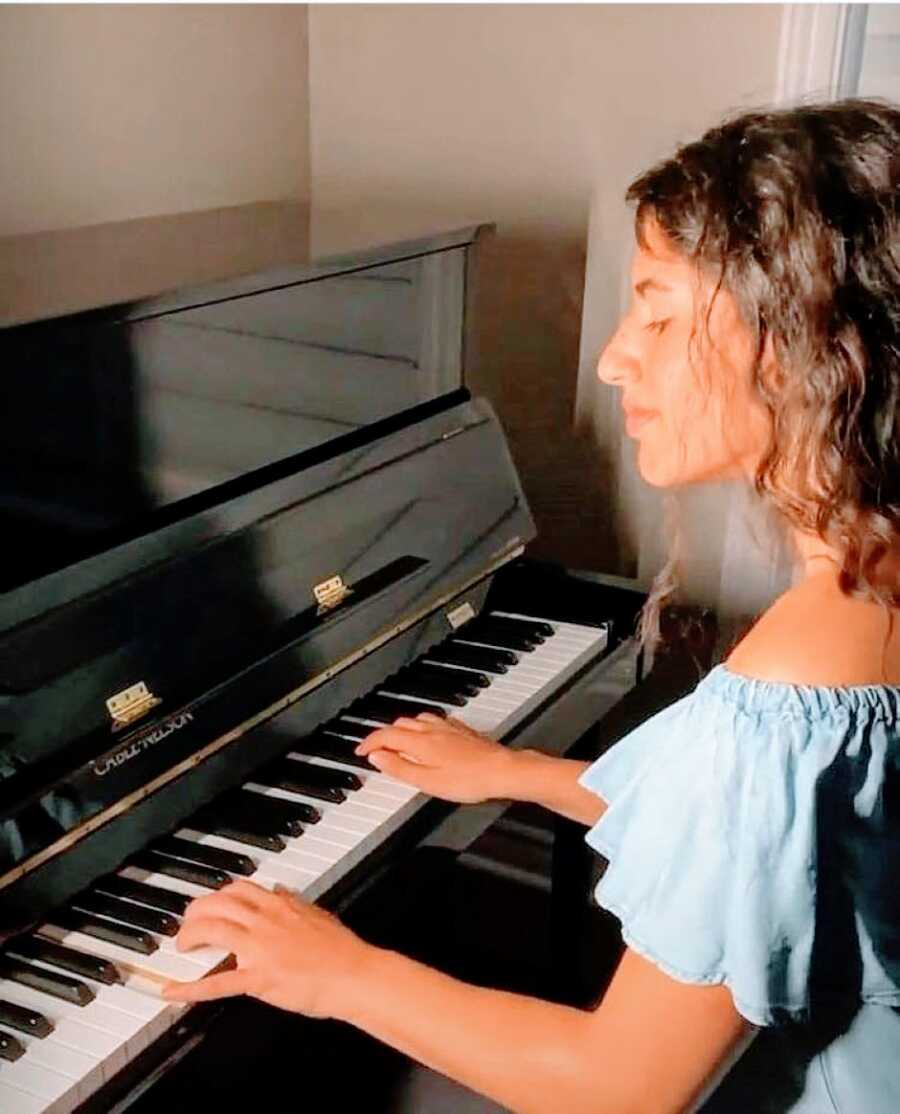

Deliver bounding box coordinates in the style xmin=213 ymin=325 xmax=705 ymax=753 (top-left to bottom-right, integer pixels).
xmin=106 ymin=681 xmax=161 ymax=731
xmin=313 ymin=574 xmax=353 ymax=615
xmin=446 ymin=600 xmax=476 ymax=629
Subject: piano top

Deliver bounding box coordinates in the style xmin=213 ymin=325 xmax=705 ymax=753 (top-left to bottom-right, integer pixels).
xmin=1 ymin=206 xmax=493 ymax=602
xmin=0 ymin=201 xmax=491 ymax=328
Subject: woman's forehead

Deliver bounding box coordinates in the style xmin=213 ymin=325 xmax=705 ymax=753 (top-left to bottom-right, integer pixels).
xmin=637 ymin=214 xmax=682 ymax=259
xmin=630 ymin=219 xmax=692 ymax=284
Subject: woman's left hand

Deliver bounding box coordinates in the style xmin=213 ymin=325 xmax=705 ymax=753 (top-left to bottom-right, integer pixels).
xmin=161 ymin=879 xmax=371 ymax=1018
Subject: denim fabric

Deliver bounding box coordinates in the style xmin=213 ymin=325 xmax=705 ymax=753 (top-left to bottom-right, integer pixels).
xmin=580 ymin=664 xmax=900 ymax=1113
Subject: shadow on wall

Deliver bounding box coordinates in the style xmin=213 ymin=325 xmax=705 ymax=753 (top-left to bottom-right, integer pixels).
xmin=469 ymin=232 xmax=623 ymax=575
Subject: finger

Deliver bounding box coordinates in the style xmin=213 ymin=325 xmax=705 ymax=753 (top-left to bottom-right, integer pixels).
xmin=444 ymin=715 xmax=480 ymax=735
xmin=176 ymin=915 xmax=248 ymax=954
xmin=355 ymin=724 xmax=415 ymax=755
xmin=356 ymin=726 xmax=436 ymax=759
xmin=366 ymin=749 xmax=431 ymax=788
xmin=391 ymin=716 xmax=432 ymax=732
xmin=272 ymin=883 xmax=302 ymax=902
xmin=416 ymin=712 xmax=446 ymax=725
xmin=222 ymin=878 xmax=281 ymax=911
xmin=179 ymin=890 xmax=260 ymax=931
xmin=163 ymin=968 xmax=255 ymax=1003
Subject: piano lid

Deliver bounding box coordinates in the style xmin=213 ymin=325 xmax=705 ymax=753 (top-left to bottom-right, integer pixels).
xmin=0 ymin=205 xmax=492 ymax=600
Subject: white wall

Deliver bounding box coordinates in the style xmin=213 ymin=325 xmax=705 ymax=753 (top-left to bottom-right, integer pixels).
xmin=0 ymin=5 xmax=310 ymax=235
xmin=308 ymin=4 xmax=785 ymax=572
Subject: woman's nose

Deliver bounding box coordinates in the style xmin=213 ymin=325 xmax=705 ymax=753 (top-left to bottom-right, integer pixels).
xmin=596 ymin=324 xmax=638 ymax=387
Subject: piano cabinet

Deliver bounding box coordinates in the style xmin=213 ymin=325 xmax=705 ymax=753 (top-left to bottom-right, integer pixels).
xmin=1 ymin=211 xmax=650 ymax=1114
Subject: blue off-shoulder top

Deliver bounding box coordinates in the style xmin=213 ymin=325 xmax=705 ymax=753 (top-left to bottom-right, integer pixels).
xmin=578 ymin=663 xmax=900 ymax=1114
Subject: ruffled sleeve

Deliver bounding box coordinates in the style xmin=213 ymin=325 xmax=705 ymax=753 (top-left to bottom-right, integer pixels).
xmin=579 ymin=664 xmax=900 ymax=1027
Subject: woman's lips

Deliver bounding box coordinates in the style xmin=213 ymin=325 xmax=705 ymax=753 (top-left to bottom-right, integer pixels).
xmin=623 ymin=407 xmax=659 ymax=437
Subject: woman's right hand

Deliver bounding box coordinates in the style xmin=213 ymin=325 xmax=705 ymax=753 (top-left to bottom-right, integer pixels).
xmin=355 ymin=713 xmax=517 ymax=804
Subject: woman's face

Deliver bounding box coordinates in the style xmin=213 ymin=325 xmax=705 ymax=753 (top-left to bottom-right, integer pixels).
xmin=597 ymin=217 xmax=771 ymax=489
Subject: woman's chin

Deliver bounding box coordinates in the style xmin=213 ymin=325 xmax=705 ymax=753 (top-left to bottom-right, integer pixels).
xmin=635 ymin=446 xmax=681 ymax=488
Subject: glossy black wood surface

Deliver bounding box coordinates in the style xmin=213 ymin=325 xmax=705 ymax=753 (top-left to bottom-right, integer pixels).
xmin=0 ymin=214 xmax=500 ymax=932
xmin=1 ymin=216 xmax=487 ymax=595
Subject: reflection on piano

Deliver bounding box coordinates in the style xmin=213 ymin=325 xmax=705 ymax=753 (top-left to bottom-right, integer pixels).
xmin=0 ymin=206 xmax=644 ymax=1112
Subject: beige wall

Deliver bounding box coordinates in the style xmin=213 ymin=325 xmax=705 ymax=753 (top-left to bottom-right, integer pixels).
xmin=308 ymin=4 xmax=784 ymax=572
xmin=0 ymin=5 xmax=310 ymax=235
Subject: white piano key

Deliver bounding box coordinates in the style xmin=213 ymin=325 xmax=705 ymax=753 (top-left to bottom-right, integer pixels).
xmin=295 ymin=828 xmax=361 ymax=857
xmin=271 ymin=834 xmax=344 ymax=867
xmin=93 ymin=982 xmax=171 ymax=1025
xmin=175 ymin=828 xmax=333 ymax=883
xmin=488 ymin=610 xmax=555 ymax=623
xmin=241 ymin=784 xmax=383 ymax=836
xmin=12 ymin=1028 xmax=105 ymax=1106
xmin=5 ymin=616 xmax=616 ymax=1113
xmin=0 ymin=978 xmax=144 ymax=1039
xmin=3 ymin=954 xmax=173 ymax=1032
xmin=0 ymin=1081 xmax=46 ymax=1114
xmin=118 ymin=866 xmax=209 ymax=903
xmin=0 ymin=980 xmax=132 ymax=1072
xmin=0 ymin=1054 xmax=80 ymax=1112
xmin=35 ymin=926 xmax=213 ymax=983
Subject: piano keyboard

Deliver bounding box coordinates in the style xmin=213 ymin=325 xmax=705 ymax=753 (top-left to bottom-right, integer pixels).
xmin=0 ymin=611 xmax=608 ymax=1113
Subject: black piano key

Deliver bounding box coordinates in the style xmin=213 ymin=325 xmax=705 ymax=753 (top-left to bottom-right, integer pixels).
xmin=414 ymin=659 xmax=492 ymax=686
xmin=50 ymin=908 xmax=158 ymax=955
xmin=152 ymin=836 xmax=256 ymax=878
xmin=294 ymin=732 xmax=376 ymax=771
xmin=253 ymin=762 xmax=346 ymax=804
xmin=487 ymin=613 xmax=555 ymax=638
xmin=457 ymin=621 xmax=538 ymax=651
xmin=0 ymin=956 xmax=94 ymax=1006
xmin=284 ymin=758 xmax=361 ymax=791
xmin=467 ymin=617 xmax=544 ymax=645
xmin=191 ymin=812 xmax=286 ymax=853
xmin=6 ymin=936 xmax=120 ymax=986
xmin=93 ymin=875 xmax=191 ymax=917
xmin=407 ymin=663 xmax=487 ymax=694
xmin=0 ymin=1001 xmax=53 ymax=1038
xmin=72 ymin=893 xmax=179 ymax=937
xmin=320 ymin=719 xmax=373 ymax=741
xmin=380 ymin=674 xmax=468 ymax=706
xmin=426 ymin=644 xmax=516 ymax=673
xmin=237 ymin=790 xmax=320 ymax=833
xmin=349 ymin=695 xmax=447 ymax=724
xmin=0 ymin=1028 xmax=25 ymax=1061
xmin=201 ymin=798 xmax=288 ymax=842
xmin=132 ymin=851 xmax=229 ymax=891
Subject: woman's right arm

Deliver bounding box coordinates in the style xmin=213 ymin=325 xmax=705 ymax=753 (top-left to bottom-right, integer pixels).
xmin=355 ymin=714 xmax=606 ymax=826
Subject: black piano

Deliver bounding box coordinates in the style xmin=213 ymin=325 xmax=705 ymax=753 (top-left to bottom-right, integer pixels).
xmin=0 ymin=205 xmax=645 ymax=1113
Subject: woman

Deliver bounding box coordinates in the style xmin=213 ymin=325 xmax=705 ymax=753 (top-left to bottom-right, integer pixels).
xmin=164 ymin=99 xmax=900 ymax=1113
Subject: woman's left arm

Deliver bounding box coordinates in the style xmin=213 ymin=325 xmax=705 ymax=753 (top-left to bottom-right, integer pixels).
xmin=164 ymin=882 xmax=754 ymax=1114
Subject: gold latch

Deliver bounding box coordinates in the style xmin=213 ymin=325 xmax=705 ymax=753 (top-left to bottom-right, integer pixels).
xmin=313 ymin=574 xmax=353 ymax=615
xmin=106 ymin=681 xmax=161 ymax=730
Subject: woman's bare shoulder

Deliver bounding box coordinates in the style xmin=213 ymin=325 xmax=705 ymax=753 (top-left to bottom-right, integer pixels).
xmin=726 ymin=572 xmax=900 ymax=687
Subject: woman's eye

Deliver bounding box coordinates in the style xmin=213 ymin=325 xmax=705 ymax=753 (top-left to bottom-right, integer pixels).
xmin=644 ymin=319 xmax=670 ymax=335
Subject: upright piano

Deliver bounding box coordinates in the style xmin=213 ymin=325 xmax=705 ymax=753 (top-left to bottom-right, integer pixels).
xmin=0 ymin=204 xmax=644 ymax=1113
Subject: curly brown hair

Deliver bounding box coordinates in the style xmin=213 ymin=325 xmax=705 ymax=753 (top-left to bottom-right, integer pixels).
xmin=626 ymin=98 xmax=900 ymax=649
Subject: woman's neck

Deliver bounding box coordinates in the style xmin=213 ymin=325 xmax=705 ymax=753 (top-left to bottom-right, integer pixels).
xmin=791 ymin=528 xmax=900 ymax=598
xmin=791 ymin=530 xmax=840 ymax=581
